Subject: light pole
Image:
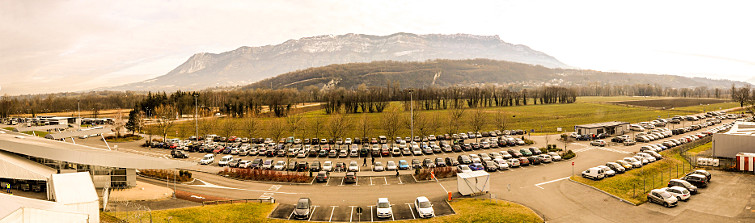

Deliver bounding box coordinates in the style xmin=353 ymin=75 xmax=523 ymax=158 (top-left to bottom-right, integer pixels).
xmin=409 ymin=89 xmax=414 ymax=142
xmin=194 ymin=94 xmax=199 ymax=141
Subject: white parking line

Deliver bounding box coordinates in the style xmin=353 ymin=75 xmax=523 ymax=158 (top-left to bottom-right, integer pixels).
xmin=288 ymin=209 xmax=295 ymax=220
xmin=369 ymin=205 xmax=373 ymax=222
xmin=383 ymin=177 xmax=388 ymax=185
xmin=308 ymin=206 xmax=318 ymax=221
xmin=370 ymin=177 xmax=374 ymax=186
xmin=534 ymin=176 xmax=570 ymax=189
xmin=397 ymin=175 xmax=403 ymax=184
xmin=349 ymin=206 xmax=356 ymax=222
xmin=329 ymin=206 xmax=337 ymax=222
xmin=339 ymin=177 xmax=344 ymax=186
xmin=355 ymin=176 xmax=359 ymax=186
xmin=406 ymin=203 xmax=416 ymax=219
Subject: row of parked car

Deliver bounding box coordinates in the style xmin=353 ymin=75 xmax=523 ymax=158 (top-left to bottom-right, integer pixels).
xmin=293 ymin=196 xmax=436 ymax=220
xmin=647 ymin=170 xmax=712 ymax=207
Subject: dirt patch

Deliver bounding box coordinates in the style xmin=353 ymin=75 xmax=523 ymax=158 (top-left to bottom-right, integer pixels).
xmin=613 ymin=98 xmax=730 ymax=108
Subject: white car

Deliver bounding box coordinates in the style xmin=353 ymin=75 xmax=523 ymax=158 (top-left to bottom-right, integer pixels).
xmin=373 ymin=162 xmax=385 ymax=172
xmin=199 ymin=154 xmax=215 ymax=165
xmin=548 ymin=152 xmax=561 ymax=161
xmin=376 ymin=198 xmax=393 ymax=219
xmin=456 ymin=165 xmax=472 ymax=173
xmin=596 ymin=165 xmax=616 ymax=177
xmin=262 ymin=159 xmax=274 ymax=169
xmin=623 ymin=157 xmax=642 ymax=168
xmin=273 ymin=161 xmax=286 ymax=171
xmin=348 ymin=161 xmax=360 ymax=172
xmin=386 ymin=161 xmax=397 ymax=171
xmin=322 ymin=161 xmax=333 ymax=172
xmin=218 ymin=155 xmax=233 ymax=166
xmin=493 ymin=158 xmax=509 ymax=170
xmin=412 ymin=146 xmax=422 ymax=156
xmin=238 ymin=160 xmax=252 ymax=168
xmin=414 ymin=196 xmax=435 ymax=218
xmin=636 ymin=153 xmax=657 ymax=162
xmin=540 ymin=154 xmax=553 ymax=163
xmin=662 ymin=186 xmax=691 ymax=202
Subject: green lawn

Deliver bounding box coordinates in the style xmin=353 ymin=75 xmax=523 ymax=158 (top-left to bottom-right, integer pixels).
xmin=686 ymin=142 xmax=712 ymax=155
xmin=2 ymin=127 xmax=13 ymax=131
xmin=103 ymin=198 xmax=542 ymax=223
xmin=22 ymin=131 xmax=50 ymax=138
xmin=144 ymin=96 xmax=738 ymax=140
xmin=571 ymin=147 xmax=694 ymax=204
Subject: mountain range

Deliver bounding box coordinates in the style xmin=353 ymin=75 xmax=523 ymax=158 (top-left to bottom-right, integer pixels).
xmin=105 ymin=33 xmax=569 ymax=91
xmin=243 ymin=59 xmax=746 ymax=90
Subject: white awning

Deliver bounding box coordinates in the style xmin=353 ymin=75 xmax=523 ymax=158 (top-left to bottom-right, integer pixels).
xmin=50 ymin=172 xmax=98 ymax=205
xmin=0 ymin=150 xmax=56 ymax=181
xmin=45 ymin=129 xmax=112 ymax=140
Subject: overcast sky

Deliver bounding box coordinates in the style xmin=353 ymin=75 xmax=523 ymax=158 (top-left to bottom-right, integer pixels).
xmin=2 ymin=0 xmax=754 ymax=95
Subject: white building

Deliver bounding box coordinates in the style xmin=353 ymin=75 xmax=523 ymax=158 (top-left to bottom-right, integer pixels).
xmin=712 ymin=121 xmax=755 ymax=158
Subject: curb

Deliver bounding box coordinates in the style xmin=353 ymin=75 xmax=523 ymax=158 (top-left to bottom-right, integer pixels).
xmin=567 ymin=177 xmax=639 ymax=206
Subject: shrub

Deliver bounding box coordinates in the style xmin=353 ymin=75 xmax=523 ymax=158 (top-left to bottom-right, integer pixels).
xmin=218 ymin=168 xmax=311 ymax=183
xmin=523 ymin=138 xmax=534 ymax=145
xmin=413 ymin=167 xmax=457 ymax=181
xmin=562 ymin=150 xmax=576 ymax=160
xmin=139 ymin=169 xmax=192 ymax=182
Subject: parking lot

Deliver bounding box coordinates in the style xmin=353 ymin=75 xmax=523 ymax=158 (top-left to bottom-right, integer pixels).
xmin=270 ymin=196 xmax=455 ymax=222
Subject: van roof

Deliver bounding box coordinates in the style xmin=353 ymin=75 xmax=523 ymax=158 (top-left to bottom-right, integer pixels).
xmin=222 ymin=155 xmax=233 ymax=158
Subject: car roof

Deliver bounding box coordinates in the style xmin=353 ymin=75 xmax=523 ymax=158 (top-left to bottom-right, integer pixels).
xmin=416 ymin=196 xmax=429 ymax=202
xmin=378 ymin=198 xmax=389 ymax=203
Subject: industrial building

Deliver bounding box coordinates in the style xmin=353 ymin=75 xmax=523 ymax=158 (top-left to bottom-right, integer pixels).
xmin=712 ymin=121 xmax=755 ymax=158
xmin=574 ymin=121 xmax=630 ymax=137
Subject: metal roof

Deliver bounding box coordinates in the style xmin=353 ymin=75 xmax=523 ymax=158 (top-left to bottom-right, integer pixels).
xmin=723 ymin=122 xmax=755 ymax=136
xmin=575 ymin=121 xmax=629 ymax=129
xmin=45 ymin=129 xmax=112 ymax=140
xmin=0 ymin=150 xmax=56 ymax=181
xmin=0 ymin=131 xmax=194 ymax=169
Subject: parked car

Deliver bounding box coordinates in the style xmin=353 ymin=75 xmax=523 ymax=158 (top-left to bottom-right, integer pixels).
xmin=662 ymin=186 xmax=691 ymax=202
xmin=456 ymin=165 xmax=472 ymax=173
xmin=310 ymin=161 xmax=322 ymax=172
xmin=667 ymin=179 xmax=698 ymax=194
xmin=199 ymin=154 xmax=215 ymax=165
xmin=687 ymin=170 xmax=711 ymax=181
xmin=316 ymin=171 xmax=330 ymax=183
xmin=322 ymin=161 xmax=333 ymax=172
xmin=373 ymin=162 xmax=385 ymax=172
xmin=596 ymin=165 xmax=615 ymax=177
xmin=376 ymin=198 xmax=393 ymax=219
xmin=414 ymin=196 xmax=435 ymax=218
xmin=293 ymin=198 xmax=312 ymax=219
xmin=581 ymin=167 xmax=605 ymax=180
xmin=605 ymin=162 xmax=625 ymax=173
xmin=218 ymin=155 xmax=234 ymax=166
xmin=344 ymin=172 xmax=357 ymax=184
xmin=273 ymin=161 xmax=286 ymax=170
xmin=681 ymin=174 xmax=708 ymax=188
xmin=386 ymin=161 xmax=397 ymax=171
xmin=398 ymin=160 xmax=410 ymax=170
xmin=171 ymin=150 xmax=189 ymax=158
xmin=548 ymin=152 xmax=561 ymax=161
xmin=348 ymin=161 xmax=360 ymax=172
xmin=647 ymin=189 xmax=678 ymax=208
xmin=590 ymin=140 xmax=606 ymax=147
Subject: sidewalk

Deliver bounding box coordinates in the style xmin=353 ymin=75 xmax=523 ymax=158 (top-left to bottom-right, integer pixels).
xmin=109 ymin=179 xmax=173 ymax=201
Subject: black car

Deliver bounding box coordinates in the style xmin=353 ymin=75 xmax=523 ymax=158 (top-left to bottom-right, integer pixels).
xmin=344 ymin=172 xmax=357 ymax=184
xmin=435 ymin=157 xmax=446 ymax=167
xmin=686 ymin=170 xmax=712 ymax=181
xmin=457 ymin=155 xmax=472 ymax=164
xmin=507 ymin=149 xmax=522 ymax=158
xmin=423 ymin=158 xmax=436 ymax=168
xmin=411 ymin=159 xmax=422 ymax=169
xmin=310 ymin=161 xmax=322 ymax=172
xmin=293 ymin=198 xmax=312 ymax=219
xmin=681 ymin=174 xmax=708 ymax=188
xmin=667 ymin=179 xmax=698 ymax=194
xmin=528 ymin=147 xmax=542 ymax=155
xmin=315 ymin=171 xmax=329 ymax=183
xmin=527 ymin=156 xmax=542 ymax=165
xmin=445 ymin=157 xmax=459 ymax=166
xmin=483 ymin=161 xmax=498 ymax=172
xmin=228 ymin=159 xmax=240 ymax=168
xmin=296 ymin=161 xmax=309 ymax=172
xmin=452 ymin=145 xmax=462 ymax=152
xmin=171 ymin=150 xmax=189 ymax=158
xmin=462 ymin=144 xmax=472 ymax=151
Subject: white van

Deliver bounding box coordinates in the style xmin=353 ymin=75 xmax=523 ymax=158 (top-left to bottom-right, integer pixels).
xmin=581 ymin=167 xmax=606 ymax=180
xmin=200 ymin=154 xmax=215 ymax=165
xmin=629 ymin=124 xmax=645 ymax=131
xmin=218 ymin=155 xmax=234 ymax=166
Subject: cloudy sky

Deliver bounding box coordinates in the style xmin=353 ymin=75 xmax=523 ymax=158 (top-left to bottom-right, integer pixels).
xmin=2 ymin=0 xmax=754 ymax=95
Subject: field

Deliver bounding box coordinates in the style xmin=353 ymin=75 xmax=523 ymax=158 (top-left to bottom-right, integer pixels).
xmin=571 ymin=147 xmax=695 ymax=204
xmin=143 ymin=96 xmax=739 ymax=140
xmin=612 ymin=98 xmax=731 ymax=108
xmin=102 ymin=198 xmax=542 ymax=223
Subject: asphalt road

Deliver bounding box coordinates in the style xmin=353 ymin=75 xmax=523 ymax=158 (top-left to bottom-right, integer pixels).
xmin=85 ymin=117 xmax=754 ymax=222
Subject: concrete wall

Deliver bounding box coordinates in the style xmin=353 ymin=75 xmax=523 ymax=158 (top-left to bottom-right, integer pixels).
xmin=712 ymin=134 xmax=755 ymax=158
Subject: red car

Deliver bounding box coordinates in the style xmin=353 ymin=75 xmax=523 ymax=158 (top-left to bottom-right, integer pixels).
xmin=212 ymin=146 xmax=224 ymax=154
xmin=381 ymin=148 xmax=390 ymax=156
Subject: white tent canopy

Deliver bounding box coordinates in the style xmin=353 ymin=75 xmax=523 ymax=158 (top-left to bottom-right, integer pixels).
xmin=0 ymin=150 xmax=56 ymax=181
xmin=457 ymin=171 xmax=490 ymax=196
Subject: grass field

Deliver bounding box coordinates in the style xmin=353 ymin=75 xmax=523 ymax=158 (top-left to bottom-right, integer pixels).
xmin=143 ymin=96 xmax=739 ymax=140
xmin=21 ymin=131 xmax=50 ymax=138
xmin=102 ymin=198 xmax=542 ymax=223
xmin=614 ymin=98 xmax=731 ymax=108
xmin=2 ymin=127 xmax=13 ymax=131
xmin=686 ymin=142 xmax=712 ymax=155
xmin=571 ymin=147 xmax=694 ymax=204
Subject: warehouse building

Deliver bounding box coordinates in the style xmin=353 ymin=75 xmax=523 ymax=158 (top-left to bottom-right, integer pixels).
xmin=574 ymin=121 xmax=629 ymax=136
xmin=712 ymin=121 xmax=755 ymax=158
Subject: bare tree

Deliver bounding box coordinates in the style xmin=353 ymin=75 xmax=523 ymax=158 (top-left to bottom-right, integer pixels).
xmin=286 ymin=114 xmax=303 ymax=139
xmin=447 ymin=107 xmax=465 ymax=136
xmin=154 ymin=104 xmax=177 ymax=141
xmin=327 ymin=111 xmax=350 ymax=140
xmin=310 ymin=116 xmax=325 ymax=139
xmin=358 ymin=114 xmax=371 ymax=139
xmin=198 ymin=118 xmax=216 ymax=139
xmin=426 ymin=112 xmax=441 ymax=137
xmin=408 ymin=111 xmax=430 ymax=139
xmin=111 ymin=109 xmax=126 ymax=138
xmin=268 ymin=118 xmax=287 ymax=143
xmin=218 ymin=118 xmax=237 ymax=146
xmin=493 ymin=110 xmax=508 ymax=132
xmin=381 ymin=106 xmax=402 ymax=146
xmin=241 ymin=112 xmax=259 ymax=140
xmin=470 ymin=108 xmax=485 ymax=142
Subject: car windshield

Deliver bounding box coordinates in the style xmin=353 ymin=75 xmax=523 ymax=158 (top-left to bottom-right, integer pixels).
xmin=418 ymin=201 xmax=431 ymax=208
xmin=378 ymin=202 xmax=390 ymax=208
xmin=296 ymin=201 xmax=309 ymax=209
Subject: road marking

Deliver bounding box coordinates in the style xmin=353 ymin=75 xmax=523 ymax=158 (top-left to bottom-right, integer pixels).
xmin=349 ymin=206 xmax=355 ymax=222
xmin=370 ymin=177 xmax=374 ymax=186
xmin=369 ymin=205 xmax=373 ymax=222
xmin=329 ymin=206 xmax=337 ymax=222
xmin=406 ymin=203 xmax=416 ymax=219
xmin=192 ymin=179 xmax=298 ymax=195
xmin=339 ymin=177 xmax=344 ymax=186
xmin=288 ymin=209 xmax=295 ymax=220
xmin=355 ymin=176 xmax=359 ymax=186
xmin=383 ymin=177 xmax=388 ymax=185
xmin=534 ymin=176 xmax=570 ymax=189
xmin=308 ymin=206 xmax=318 ymax=221
xmin=397 ymin=175 xmax=403 ymax=184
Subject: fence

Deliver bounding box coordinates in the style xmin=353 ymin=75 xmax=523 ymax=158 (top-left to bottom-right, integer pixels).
xmin=202 ymin=198 xmax=274 ymax=206
xmin=679 ymin=133 xmax=739 ymax=171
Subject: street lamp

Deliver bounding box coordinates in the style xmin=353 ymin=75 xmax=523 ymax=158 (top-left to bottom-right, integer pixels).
xmin=409 ymin=89 xmax=414 ymax=142
xmin=194 ymin=93 xmax=199 ymax=141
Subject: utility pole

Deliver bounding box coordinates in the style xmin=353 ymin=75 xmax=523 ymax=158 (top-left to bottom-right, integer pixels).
xmin=410 ymin=89 xmax=414 ymax=141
